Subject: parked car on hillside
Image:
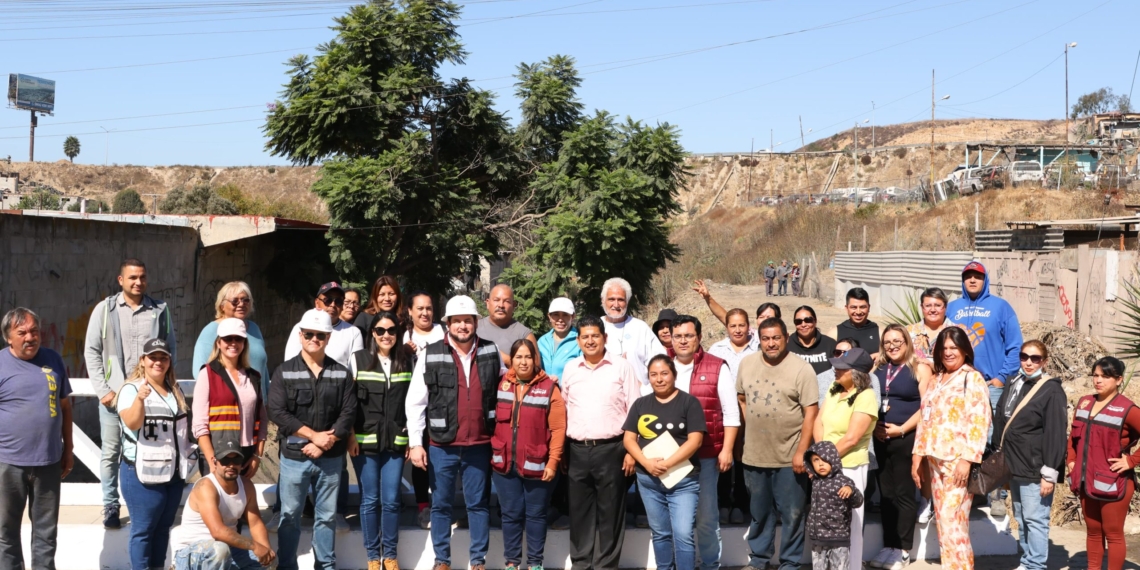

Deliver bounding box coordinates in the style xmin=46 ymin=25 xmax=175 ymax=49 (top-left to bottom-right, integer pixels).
xmin=1010 ymin=161 xmax=1044 ymax=186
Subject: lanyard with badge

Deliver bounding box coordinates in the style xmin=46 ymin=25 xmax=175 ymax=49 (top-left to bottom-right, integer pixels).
xmin=881 ymin=363 xmax=902 ymax=413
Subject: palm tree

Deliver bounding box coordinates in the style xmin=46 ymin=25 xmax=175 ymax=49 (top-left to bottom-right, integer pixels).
xmin=63 ymin=136 xmax=80 ymax=163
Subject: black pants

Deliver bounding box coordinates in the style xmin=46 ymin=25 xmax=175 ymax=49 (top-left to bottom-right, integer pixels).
xmin=413 ymin=463 xmax=431 ymax=504
xmin=874 ymin=433 xmax=918 ymax=550
xmin=0 ymin=461 xmax=61 ymax=570
xmin=567 ymin=439 xmax=627 ymax=570
xmin=718 ymin=462 xmax=751 ymax=514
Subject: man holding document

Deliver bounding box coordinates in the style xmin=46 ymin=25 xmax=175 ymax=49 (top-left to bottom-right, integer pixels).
xmin=624 ymin=354 xmax=706 ymax=570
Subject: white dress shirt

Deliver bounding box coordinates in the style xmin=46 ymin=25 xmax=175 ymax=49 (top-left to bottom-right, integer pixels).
xmin=672 ymin=360 xmax=741 ymax=427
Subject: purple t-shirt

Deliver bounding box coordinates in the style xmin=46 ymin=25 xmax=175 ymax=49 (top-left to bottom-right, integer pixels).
xmin=0 ymin=348 xmax=72 ymax=466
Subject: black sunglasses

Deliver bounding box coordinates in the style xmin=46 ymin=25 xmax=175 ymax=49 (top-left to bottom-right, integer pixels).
xmin=833 ymin=349 xmax=848 ymax=357
xmin=302 ymin=331 xmax=329 ymax=341
xmin=220 ymin=335 xmax=245 ymax=344
xmin=373 ymin=326 xmax=399 ymax=337
xmin=320 ymin=296 xmax=345 ymax=306
xmin=216 ymin=455 xmax=244 ymax=466
xmin=225 ymin=297 xmax=251 ymax=307
xmin=793 ymin=317 xmax=815 ymax=325
xmin=1019 ymin=352 xmax=1044 ymax=364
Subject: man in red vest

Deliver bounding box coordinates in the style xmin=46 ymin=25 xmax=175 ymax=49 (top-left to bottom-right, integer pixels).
xmin=671 ymin=315 xmax=740 ymax=570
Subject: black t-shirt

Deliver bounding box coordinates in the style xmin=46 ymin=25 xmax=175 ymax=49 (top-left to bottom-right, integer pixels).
xmin=623 ymin=391 xmax=707 ymax=474
xmin=836 ymin=319 xmax=880 ymax=354
xmin=873 ymin=362 xmax=921 ymax=426
xmin=788 ymin=331 xmax=837 ymax=375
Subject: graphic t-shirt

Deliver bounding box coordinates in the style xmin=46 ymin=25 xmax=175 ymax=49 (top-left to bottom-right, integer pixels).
xmin=820 ymin=387 xmax=879 ymax=468
xmin=736 ymin=352 xmax=819 ymax=468
xmin=0 ymin=348 xmax=73 ymax=466
xmin=622 ymin=391 xmax=706 ymax=475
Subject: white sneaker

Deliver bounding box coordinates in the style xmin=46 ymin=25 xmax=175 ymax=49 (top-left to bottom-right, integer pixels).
xmin=266 ymin=512 xmax=281 ymax=533
xmin=917 ymin=497 xmax=933 ymax=524
xmin=869 ymin=548 xmax=893 ymax=568
xmin=335 ymin=514 xmax=350 ymax=533
xmin=719 ymin=508 xmax=730 ymax=524
xmin=883 ymin=549 xmax=910 ymax=570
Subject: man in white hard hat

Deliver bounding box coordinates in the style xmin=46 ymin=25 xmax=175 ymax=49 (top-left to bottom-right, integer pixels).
xmin=600 ymin=277 xmax=666 ymax=385
xmin=406 ymin=295 xmax=506 ymax=570
xmin=267 ymin=309 xmax=357 ymax=570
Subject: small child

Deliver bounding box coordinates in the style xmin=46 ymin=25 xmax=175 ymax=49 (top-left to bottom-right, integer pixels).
xmin=805 ymin=441 xmax=864 ymax=570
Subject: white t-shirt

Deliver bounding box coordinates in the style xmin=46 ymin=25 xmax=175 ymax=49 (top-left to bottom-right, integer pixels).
xmin=284 ymin=318 xmax=363 ymax=368
xmin=603 ymin=315 xmax=667 ymax=385
xmin=708 ymin=335 xmax=760 ymax=375
xmin=671 ymin=360 xmax=741 ymax=427
xmin=404 ymin=324 xmax=446 ymax=358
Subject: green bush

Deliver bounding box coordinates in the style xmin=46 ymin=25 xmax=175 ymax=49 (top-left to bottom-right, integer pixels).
xmin=15 ymin=191 xmax=62 ymax=210
xmin=113 ymin=189 xmax=148 ymax=214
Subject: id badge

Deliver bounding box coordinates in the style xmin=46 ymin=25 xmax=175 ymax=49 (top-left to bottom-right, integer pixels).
xmin=922 ymin=406 xmax=931 ymax=422
xmin=881 ymin=398 xmax=890 ymax=413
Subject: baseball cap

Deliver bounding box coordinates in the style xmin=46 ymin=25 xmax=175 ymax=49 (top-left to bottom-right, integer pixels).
xmin=216 ymin=318 xmax=247 ymax=339
xmin=213 ymin=438 xmax=246 ymax=461
xmin=316 ymin=281 xmax=344 ymax=298
xmin=142 ymin=338 xmax=171 ymax=356
xmin=444 ymin=295 xmax=480 ymax=319
xmin=962 ymin=261 xmax=986 ymax=277
xmin=548 ymin=297 xmax=575 ymax=315
xmin=297 ymin=309 xmax=334 ymax=333
xmin=829 ymin=347 xmax=874 ymax=373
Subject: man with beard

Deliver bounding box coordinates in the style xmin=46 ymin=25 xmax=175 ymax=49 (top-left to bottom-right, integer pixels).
xmin=407 ymin=296 xmax=507 ymax=570
xmin=600 ymin=277 xmax=666 ymax=385
xmin=171 ymin=440 xmax=276 ymax=569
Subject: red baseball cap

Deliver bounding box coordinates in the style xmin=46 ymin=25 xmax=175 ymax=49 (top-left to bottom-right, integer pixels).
xmin=962 ymin=261 xmax=986 ymax=276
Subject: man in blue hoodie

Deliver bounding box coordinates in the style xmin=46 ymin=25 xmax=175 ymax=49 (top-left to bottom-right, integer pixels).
xmin=947 ymin=260 xmax=1022 ymax=515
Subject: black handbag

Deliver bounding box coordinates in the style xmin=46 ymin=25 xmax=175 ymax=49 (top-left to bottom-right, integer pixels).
xmin=966 ymin=375 xmax=1049 ymax=496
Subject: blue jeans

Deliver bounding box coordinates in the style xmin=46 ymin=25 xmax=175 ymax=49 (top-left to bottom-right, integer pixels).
xmin=173 ymin=539 xmax=262 ymax=570
xmin=278 ymin=454 xmax=343 ymax=570
xmin=1010 ymin=479 xmax=1052 ymax=570
xmin=352 ymin=451 xmax=405 ymax=561
xmin=493 ymin=466 xmax=555 ymax=567
xmin=988 ymin=384 xmax=1007 ymax=500
xmin=637 ymin=472 xmax=700 ymax=570
xmin=99 ymin=404 xmax=123 ymax=507
xmin=119 ymin=461 xmax=184 ymax=570
xmin=695 ymin=458 xmax=722 ymax=570
xmin=777 ymin=280 xmax=788 ymax=295
xmin=429 ymin=444 xmax=491 ymax=566
xmin=743 ymin=465 xmax=808 ymax=570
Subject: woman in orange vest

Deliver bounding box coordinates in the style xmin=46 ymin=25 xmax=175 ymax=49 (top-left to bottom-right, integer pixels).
xmin=1068 ymin=356 xmax=1140 ymax=570
xmin=192 ymin=317 xmax=267 ymax=477
xmin=491 ymin=339 xmax=566 ymax=570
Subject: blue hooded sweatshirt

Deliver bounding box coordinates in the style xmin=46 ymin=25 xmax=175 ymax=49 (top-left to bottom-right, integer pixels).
xmin=946 ymin=261 xmax=1023 ymax=382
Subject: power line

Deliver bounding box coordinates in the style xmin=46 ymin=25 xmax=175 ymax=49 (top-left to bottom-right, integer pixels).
xmin=944 ymin=52 xmax=1064 ymax=107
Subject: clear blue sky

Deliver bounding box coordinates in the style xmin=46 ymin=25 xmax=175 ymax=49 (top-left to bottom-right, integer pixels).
xmin=0 ymin=0 xmax=1135 ymax=166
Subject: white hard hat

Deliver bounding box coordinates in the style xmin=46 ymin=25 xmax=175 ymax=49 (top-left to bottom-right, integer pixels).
xmin=297 ymin=309 xmax=333 ymax=333
xmin=548 ymin=297 xmax=575 ymax=315
xmin=444 ymin=295 xmax=480 ymax=319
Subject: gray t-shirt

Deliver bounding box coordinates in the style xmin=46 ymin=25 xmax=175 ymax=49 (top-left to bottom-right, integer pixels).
xmin=0 ymin=348 xmax=73 ymax=466
xmin=477 ymin=317 xmax=532 ymax=356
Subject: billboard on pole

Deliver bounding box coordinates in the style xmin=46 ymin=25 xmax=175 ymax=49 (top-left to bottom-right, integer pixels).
xmin=7 ymin=74 xmax=55 ymax=113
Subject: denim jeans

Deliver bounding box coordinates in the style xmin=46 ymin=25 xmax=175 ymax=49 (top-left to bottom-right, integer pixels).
xmin=695 ymin=457 xmax=722 ymax=570
xmin=494 ymin=466 xmax=555 ymax=567
xmin=99 ymin=404 xmax=123 ymax=507
xmin=1010 ymin=479 xmax=1052 ymax=570
xmin=278 ymin=454 xmax=343 ymax=570
xmin=429 ymin=444 xmax=491 ymax=566
xmin=120 ymin=461 xmax=185 ymax=570
xmin=637 ymin=472 xmax=700 ymax=570
xmin=352 ymin=451 xmax=405 ymax=561
xmin=987 ymin=384 xmax=1007 ymax=500
xmin=0 ymin=461 xmax=61 ymax=570
xmin=173 ymin=539 xmax=262 ymax=570
xmin=777 ymin=280 xmax=788 ymax=295
xmin=743 ymin=465 xmax=808 ymax=570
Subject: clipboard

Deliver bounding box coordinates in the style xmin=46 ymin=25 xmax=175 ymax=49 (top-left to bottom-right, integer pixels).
xmin=641 ymin=434 xmax=694 ymax=489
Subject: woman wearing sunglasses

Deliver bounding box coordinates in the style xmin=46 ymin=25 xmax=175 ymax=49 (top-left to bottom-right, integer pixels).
xmin=991 ymin=340 xmax=1066 ymax=570
xmin=348 ymin=311 xmax=415 ymax=570
xmin=117 ymin=338 xmax=197 ymax=570
xmin=192 ymin=318 xmax=268 ymax=478
xmin=787 ymin=305 xmax=838 ymax=407
xmin=191 ymin=281 xmax=270 ymax=394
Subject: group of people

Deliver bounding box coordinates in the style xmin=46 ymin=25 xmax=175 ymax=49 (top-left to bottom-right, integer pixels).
xmin=763 ymin=260 xmax=801 ymax=297
xmin=1 ymin=257 xmax=1139 ymax=570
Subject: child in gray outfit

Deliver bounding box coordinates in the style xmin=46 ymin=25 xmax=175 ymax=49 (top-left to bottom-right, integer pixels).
xmin=805 ymin=441 xmax=864 ymax=570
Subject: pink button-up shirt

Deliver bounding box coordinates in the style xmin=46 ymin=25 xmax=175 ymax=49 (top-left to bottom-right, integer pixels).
xmin=561 ymin=351 xmax=642 ymax=441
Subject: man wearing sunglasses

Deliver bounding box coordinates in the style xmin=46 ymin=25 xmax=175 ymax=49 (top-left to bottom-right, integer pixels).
xmin=284 ymin=281 xmax=364 ymax=368
xmin=268 ymin=309 xmax=358 ymax=570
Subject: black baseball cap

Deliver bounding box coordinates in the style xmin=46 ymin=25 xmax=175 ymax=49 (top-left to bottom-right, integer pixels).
xmin=654 ymin=309 xmax=679 ymax=329
xmin=142 ymin=338 xmax=171 ymax=356
xmin=316 ymin=282 xmax=344 ymax=298
xmin=829 ymin=347 xmax=874 ymax=373
xmin=214 ymin=439 xmax=246 ymax=461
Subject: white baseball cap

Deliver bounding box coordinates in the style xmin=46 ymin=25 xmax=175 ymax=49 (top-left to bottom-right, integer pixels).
xmin=297 ymin=309 xmax=334 ymax=333
xmin=216 ymin=318 xmax=247 ymax=338
xmin=444 ymin=295 xmax=480 ymax=319
xmin=548 ymin=297 xmax=575 ymax=315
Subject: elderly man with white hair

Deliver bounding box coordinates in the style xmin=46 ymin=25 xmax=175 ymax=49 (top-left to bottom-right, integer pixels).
xmin=600 ymin=277 xmax=667 ymax=385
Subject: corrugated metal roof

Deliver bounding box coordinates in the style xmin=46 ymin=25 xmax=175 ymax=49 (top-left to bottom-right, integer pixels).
xmin=834 ymin=251 xmax=974 ymax=292
xmin=1005 ymin=215 xmax=1140 ymax=228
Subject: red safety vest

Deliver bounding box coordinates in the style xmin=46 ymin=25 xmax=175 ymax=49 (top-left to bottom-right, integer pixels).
xmin=205 ymin=361 xmax=262 ymax=442
xmin=490 ymin=370 xmax=556 ymax=479
xmin=1070 ymin=393 xmax=1135 ymax=501
xmin=686 ymin=348 xmax=726 ymax=459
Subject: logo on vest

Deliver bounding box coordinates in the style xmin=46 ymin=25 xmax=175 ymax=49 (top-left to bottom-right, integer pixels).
xmin=531 ymin=388 xmax=548 ymax=395
xmin=1108 ymin=405 xmax=1126 ymax=412
xmin=501 ymin=381 xmax=510 ymax=391
xmin=1080 ymin=399 xmax=1091 ymax=409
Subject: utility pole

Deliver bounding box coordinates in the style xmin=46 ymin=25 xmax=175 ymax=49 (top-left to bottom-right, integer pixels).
xmin=799 ymin=115 xmax=808 ymax=175
xmin=748 ymin=138 xmax=754 ymax=204
xmin=1062 ymin=42 xmax=1077 ymax=190
xmin=769 ymin=129 xmax=773 ymax=162
xmin=871 ymin=101 xmax=876 ymax=149
xmin=100 ymin=126 xmax=110 ymax=166
xmin=930 ymin=69 xmax=936 ymax=203
xmin=29 ymin=111 xmax=37 ymax=163
xmin=854 ymin=123 xmax=858 ymax=157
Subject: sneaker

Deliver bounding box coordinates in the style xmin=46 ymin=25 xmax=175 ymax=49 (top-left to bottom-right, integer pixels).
xmin=335 ymin=513 xmax=350 ymax=533
xmin=529 ymin=566 xmax=544 ymax=570
xmin=266 ymin=511 xmax=281 ymax=533
xmin=552 ymin=514 xmax=570 ymax=530
xmin=869 ymin=548 xmax=894 ymax=568
xmin=504 ymin=564 xmax=519 ymax=570
xmin=916 ymin=497 xmax=933 ymax=525
xmin=432 ymin=564 xmax=450 ymax=570
xmin=729 ymin=508 xmax=745 ymax=524
xmin=102 ymin=505 xmax=121 ymax=530
xmin=383 ymin=559 xmax=399 ymax=570
xmin=417 ymin=506 xmax=431 ymax=529
xmin=368 ymin=561 xmax=383 ymax=570
xmin=635 ymin=515 xmax=649 ymax=528
xmin=470 ymin=564 xmax=485 ymax=570
xmin=883 ymin=549 xmax=910 ymax=570
xmin=719 ymin=507 xmax=730 ymax=524
xmin=989 ymin=492 xmax=1007 ymax=518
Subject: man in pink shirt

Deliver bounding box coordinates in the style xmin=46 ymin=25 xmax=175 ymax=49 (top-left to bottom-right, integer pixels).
xmin=560 ymin=315 xmax=641 ymax=570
